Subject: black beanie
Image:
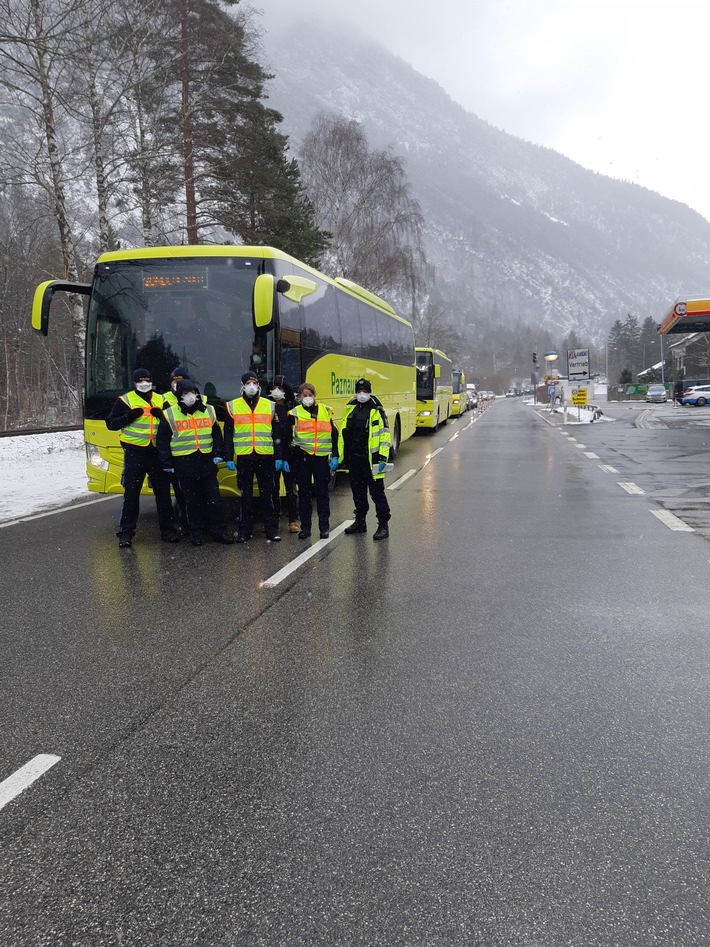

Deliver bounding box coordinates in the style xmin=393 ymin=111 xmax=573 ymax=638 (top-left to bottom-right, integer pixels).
xmin=355 ymin=377 xmax=372 ymax=393
xmin=241 ymin=370 xmax=259 ymax=385
xmin=171 ymin=365 xmax=190 ymax=380
xmin=175 ymin=379 xmax=199 ymax=397
xmin=133 ymin=368 xmax=152 ymax=383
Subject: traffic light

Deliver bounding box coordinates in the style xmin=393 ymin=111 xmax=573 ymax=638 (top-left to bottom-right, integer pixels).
xmin=532 ymin=352 xmax=538 ymax=366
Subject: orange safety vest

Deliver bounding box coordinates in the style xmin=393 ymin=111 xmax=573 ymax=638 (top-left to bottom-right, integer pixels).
xmin=225 ymin=396 xmax=275 ymax=455
xmin=290 ymin=403 xmax=333 ymax=456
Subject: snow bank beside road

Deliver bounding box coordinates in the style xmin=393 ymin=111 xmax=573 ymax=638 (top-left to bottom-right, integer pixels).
xmin=0 ymin=430 xmax=88 ymax=524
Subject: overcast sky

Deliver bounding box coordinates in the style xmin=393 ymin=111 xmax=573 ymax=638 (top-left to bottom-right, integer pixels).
xmin=256 ymin=0 xmax=710 ymax=221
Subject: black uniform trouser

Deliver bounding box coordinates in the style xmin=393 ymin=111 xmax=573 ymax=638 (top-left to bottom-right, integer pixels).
xmin=176 ymin=469 xmax=226 ymax=538
xmin=348 ymin=455 xmax=391 ymax=524
xmin=118 ymin=445 xmax=173 ymax=536
xmin=293 ymin=451 xmax=330 ymax=533
xmin=273 ymin=463 xmax=298 ymax=520
xmin=237 ymin=454 xmax=278 ymax=535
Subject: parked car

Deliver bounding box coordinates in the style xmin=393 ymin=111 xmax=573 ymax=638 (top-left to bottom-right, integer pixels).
xmin=677 ymin=378 xmax=710 ymax=400
xmin=682 ymin=384 xmax=710 ymax=406
xmin=466 ymin=390 xmax=478 ymax=410
xmin=645 ymin=384 xmax=668 ymax=403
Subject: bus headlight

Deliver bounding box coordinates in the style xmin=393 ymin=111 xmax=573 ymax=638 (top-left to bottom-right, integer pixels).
xmin=86 ymin=442 xmax=109 ymax=471
xmin=418 ymin=410 xmax=432 ymax=418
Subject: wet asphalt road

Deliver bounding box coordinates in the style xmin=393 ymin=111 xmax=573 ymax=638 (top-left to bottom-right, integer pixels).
xmin=4 ymin=399 xmax=710 ymax=945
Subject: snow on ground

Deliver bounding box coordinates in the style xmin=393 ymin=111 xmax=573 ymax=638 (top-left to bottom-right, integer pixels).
xmin=0 ymin=431 xmax=88 ymax=525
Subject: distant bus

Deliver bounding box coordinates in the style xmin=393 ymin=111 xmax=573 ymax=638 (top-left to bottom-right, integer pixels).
xmin=451 ymin=368 xmax=468 ymax=417
xmin=32 ymin=245 xmax=417 ymax=495
xmin=415 ymin=347 xmax=453 ymax=430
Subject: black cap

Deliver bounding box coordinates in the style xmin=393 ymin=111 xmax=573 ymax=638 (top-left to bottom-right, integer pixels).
xmin=170 ymin=365 xmax=190 ymax=380
xmin=133 ymin=368 xmax=152 ymax=383
xmin=176 ymin=379 xmax=199 ymax=397
xmin=271 ymin=374 xmax=287 ymax=389
xmin=241 ymin=370 xmax=259 ymax=385
xmin=355 ymin=378 xmax=371 ymax=392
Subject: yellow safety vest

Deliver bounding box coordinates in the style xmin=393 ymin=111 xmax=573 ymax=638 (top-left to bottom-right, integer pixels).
xmin=338 ymin=402 xmax=391 ymax=479
xmin=290 ymin=403 xmax=333 ymax=456
xmin=226 ymin=396 xmax=275 ymax=455
xmin=119 ymin=390 xmax=164 ymax=447
xmin=163 ymin=403 xmax=217 ymax=456
xmin=162 ymin=389 xmax=179 ymax=407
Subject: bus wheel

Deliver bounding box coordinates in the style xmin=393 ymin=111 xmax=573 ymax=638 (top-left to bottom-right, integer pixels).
xmin=390 ymin=417 xmax=401 ymax=459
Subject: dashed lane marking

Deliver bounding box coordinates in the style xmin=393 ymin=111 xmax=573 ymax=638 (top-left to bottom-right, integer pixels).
xmin=598 ymin=464 xmax=619 ymax=474
xmin=573 ymin=443 xmax=586 ymax=449
xmin=650 ymin=509 xmax=694 ymax=532
xmin=618 ymin=482 xmax=645 ymax=495
xmin=262 ymin=520 xmax=354 ymax=588
xmin=584 ymin=452 xmax=600 ymax=459
xmin=388 ymin=469 xmax=417 ymax=490
xmin=0 ymin=754 xmax=61 ymax=811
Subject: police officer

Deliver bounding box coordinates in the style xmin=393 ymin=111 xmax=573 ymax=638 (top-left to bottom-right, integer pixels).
xmin=224 ymin=370 xmax=282 ymax=543
xmin=106 ymin=368 xmax=178 ymax=548
xmin=162 ymin=365 xmax=191 ymax=526
xmin=289 ymin=382 xmax=339 ymax=540
xmin=157 ymin=380 xmax=233 ymax=547
xmin=268 ymin=374 xmax=299 ymax=534
xmin=338 ymin=377 xmax=391 ymax=541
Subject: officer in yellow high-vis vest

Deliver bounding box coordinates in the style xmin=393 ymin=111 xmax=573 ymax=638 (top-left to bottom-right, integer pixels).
xmin=224 ymin=370 xmax=283 ymax=543
xmin=157 ymin=379 xmax=233 ymax=547
xmin=289 ymin=382 xmax=339 ymax=540
xmin=105 ymin=368 xmax=178 ymax=548
xmin=161 ymin=365 xmax=191 ymax=526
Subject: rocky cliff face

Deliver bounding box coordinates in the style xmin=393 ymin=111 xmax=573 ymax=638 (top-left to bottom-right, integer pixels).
xmin=261 ymin=17 xmax=710 ymax=343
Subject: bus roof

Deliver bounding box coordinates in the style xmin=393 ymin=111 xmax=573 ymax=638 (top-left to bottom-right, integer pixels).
xmin=96 ymin=244 xmax=411 ymax=326
xmin=659 ymin=297 xmax=710 ymax=335
xmin=415 ymin=346 xmax=452 ymax=362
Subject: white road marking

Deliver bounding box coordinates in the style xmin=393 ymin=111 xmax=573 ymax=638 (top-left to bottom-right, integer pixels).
xmin=448 ymin=431 xmax=460 ymax=441
xmin=618 ymin=482 xmax=645 ymax=495
xmin=584 ymin=452 xmax=600 ymax=459
xmin=650 ymin=509 xmax=694 ymax=531
xmin=0 ymin=754 xmax=61 ymax=811
xmin=598 ymin=464 xmax=619 ymax=474
xmin=0 ymin=495 xmax=116 ymax=529
xmin=573 ymin=443 xmax=586 ymax=449
xmin=388 ymin=469 xmax=417 ymax=490
xmin=262 ymin=521 xmax=353 ymax=588
xmin=423 ymin=447 xmax=444 ymax=467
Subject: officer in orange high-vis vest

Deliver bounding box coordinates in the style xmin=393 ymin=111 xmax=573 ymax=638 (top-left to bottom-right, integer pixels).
xmin=224 ymin=370 xmax=283 ymax=543
xmin=289 ymin=382 xmax=339 ymax=540
xmin=105 ymin=368 xmax=178 ymax=548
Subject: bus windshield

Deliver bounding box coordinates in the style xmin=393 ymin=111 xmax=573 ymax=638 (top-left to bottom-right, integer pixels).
xmin=416 ymin=350 xmax=434 ymax=400
xmin=85 ymin=256 xmax=272 ymax=418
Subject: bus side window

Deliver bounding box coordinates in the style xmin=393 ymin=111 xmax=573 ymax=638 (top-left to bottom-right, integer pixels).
xmin=337 ymin=292 xmax=363 ymax=357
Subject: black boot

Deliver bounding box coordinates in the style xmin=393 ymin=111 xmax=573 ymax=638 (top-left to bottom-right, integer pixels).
xmin=344 ymin=520 xmax=367 ymax=535
xmin=372 ymin=522 xmax=389 ymax=541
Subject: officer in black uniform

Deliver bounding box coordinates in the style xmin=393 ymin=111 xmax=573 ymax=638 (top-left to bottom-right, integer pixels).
xmin=106 ymin=368 xmax=178 ymax=548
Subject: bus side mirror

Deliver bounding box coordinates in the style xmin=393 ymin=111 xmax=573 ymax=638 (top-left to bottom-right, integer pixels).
xmin=253 ymin=273 xmax=275 ymax=330
xmin=277 ymin=275 xmax=317 ymax=303
xmin=434 ymin=364 xmax=441 ymax=378
xmin=32 ymin=279 xmax=91 ymax=335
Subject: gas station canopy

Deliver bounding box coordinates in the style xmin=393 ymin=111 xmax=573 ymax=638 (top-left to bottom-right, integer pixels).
xmin=659 ymin=298 xmax=710 ymax=335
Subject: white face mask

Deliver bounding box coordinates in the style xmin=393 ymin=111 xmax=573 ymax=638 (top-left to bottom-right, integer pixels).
xmin=171 ymin=380 xmax=179 ymax=392
xmin=271 ymin=388 xmax=285 ymax=401
xmin=181 ymin=392 xmax=198 ymax=407
xmin=251 ymin=354 xmax=262 ymax=365
xmin=301 ymin=396 xmax=315 ymax=408
xmin=356 ymin=391 xmax=370 ymax=403
xmin=244 ymin=383 xmax=259 ymax=397
xmin=135 ymin=381 xmax=152 ymax=393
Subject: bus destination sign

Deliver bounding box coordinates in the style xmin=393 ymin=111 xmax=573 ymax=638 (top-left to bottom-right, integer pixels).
xmin=143 ymin=269 xmax=207 ymax=291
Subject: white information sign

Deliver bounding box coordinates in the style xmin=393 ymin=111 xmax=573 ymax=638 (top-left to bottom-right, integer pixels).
xmin=567 ymin=348 xmax=590 ymax=381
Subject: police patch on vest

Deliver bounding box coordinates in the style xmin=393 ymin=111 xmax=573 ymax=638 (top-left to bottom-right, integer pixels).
xmin=174 ymin=416 xmax=212 ymax=432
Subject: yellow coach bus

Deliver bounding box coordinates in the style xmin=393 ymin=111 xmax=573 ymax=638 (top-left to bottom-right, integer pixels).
xmin=32 ymin=245 xmax=417 ymax=496
xmin=415 ymin=347 xmax=453 ymax=430
xmin=451 ymin=368 xmax=468 ymax=417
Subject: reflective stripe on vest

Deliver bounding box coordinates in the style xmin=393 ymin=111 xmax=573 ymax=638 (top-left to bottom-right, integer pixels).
xmin=226 ymin=397 xmax=275 ymax=455
xmin=338 ymin=403 xmax=391 ymax=478
xmin=163 ymin=404 xmax=217 ymax=456
xmin=290 ymin=403 xmax=333 ymax=456
xmin=119 ymin=390 xmax=164 ymax=446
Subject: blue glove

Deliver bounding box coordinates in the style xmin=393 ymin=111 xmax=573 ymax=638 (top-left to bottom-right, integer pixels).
xmin=378 ymin=461 xmax=386 ymax=474
xmin=282 ymin=460 xmax=290 ymax=473
xmin=275 ymin=459 xmax=284 ymax=472
xmin=213 ymin=456 xmax=224 ymax=465
xmin=163 ymin=467 xmax=174 ymax=474
xmin=329 ymin=456 xmax=339 ymax=473
xmin=225 ymin=460 xmax=236 ymax=471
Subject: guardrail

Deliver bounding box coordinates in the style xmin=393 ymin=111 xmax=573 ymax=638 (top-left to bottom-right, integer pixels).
xmin=0 ymin=425 xmax=82 ymax=439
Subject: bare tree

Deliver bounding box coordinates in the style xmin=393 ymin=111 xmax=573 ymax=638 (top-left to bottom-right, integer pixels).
xmin=299 ymin=112 xmax=429 ymax=309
